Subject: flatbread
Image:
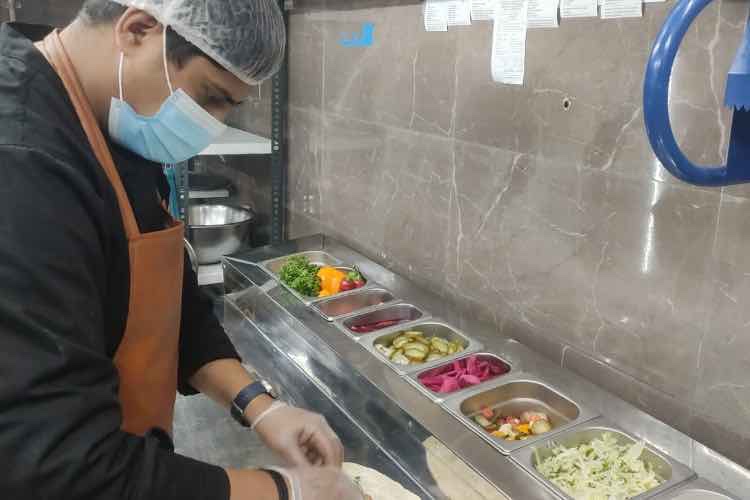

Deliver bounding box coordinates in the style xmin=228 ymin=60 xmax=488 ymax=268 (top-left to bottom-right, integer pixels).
xmin=343 ymin=462 xmax=420 ymax=500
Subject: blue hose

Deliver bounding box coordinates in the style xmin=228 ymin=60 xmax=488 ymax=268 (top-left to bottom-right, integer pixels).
xmin=643 ymin=0 xmax=750 ymax=186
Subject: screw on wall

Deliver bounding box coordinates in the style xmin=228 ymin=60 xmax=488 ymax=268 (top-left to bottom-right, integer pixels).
xmin=562 ymin=97 xmax=573 ymax=112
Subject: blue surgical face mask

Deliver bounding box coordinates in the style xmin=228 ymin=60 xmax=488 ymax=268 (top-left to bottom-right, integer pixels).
xmin=107 ymin=29 xmax=227 ymax=164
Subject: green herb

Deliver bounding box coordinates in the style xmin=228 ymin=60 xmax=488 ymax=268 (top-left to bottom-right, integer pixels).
xmin=278 ymin=255 xmax=321 ymax=296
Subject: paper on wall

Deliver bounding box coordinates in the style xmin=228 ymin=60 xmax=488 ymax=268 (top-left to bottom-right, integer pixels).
xmin=470 ymin=0 xmax=497 ymax=21
xmin=527 ymin=0 xmax=559 ymax=28
xmin=447 ymin=0 xmax=473 ymax=25
xmin=491 ymin=0 xmax=529 ymax=85
xmin=424 ymin=0 xmax=450 ymax=31
xmin=600 ymin=0 xmax=642 ymax=18
xmin=560 ymin=0 xmax=597 ymax=18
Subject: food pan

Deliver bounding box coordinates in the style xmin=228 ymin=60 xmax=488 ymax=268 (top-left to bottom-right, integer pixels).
xmin=511 ymin=417 xmax=695 ymax=499
xmin=313 ymin=288 xmax=398 ymax=322
xmin=444 ymin=373 xmax=598 ymax=455
xmin=363 ymin=320 xmax=482 ymax=375
xmin=405 ymin=352 xmax=512 ymax=403
xmin=260 ymin=252 xmax=371 ymax=304
xmin=261 ymin=251 xmax=342 ymax=276
xmin=336 ymin=303 xmax=428 ymax=339
xmin=652 ymin=477 xmax=737 ymax=499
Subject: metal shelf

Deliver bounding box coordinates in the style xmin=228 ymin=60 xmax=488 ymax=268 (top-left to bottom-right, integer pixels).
xmin=200 ymin=126 xmax=272 ymax=156
xmin=197 ymin=263 xmax=224 ymax=286
xmin=188 ymin=189 xmax=230 ymax=199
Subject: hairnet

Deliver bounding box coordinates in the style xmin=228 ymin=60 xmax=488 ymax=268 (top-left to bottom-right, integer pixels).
xmin=111 ymin=0 xmax=286 ymax=84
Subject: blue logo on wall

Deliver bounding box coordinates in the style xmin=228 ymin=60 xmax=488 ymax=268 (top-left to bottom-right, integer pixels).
xmin=340 ymin=23 xmax=374 ymax=47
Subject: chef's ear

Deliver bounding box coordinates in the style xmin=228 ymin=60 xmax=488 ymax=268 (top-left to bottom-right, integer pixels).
xmin=113 ymin=7 xmax=162 ymax=55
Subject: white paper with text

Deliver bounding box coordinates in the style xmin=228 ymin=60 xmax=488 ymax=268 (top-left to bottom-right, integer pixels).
xmin=448 ymin=0 xmax=473 ymax=24
xmin=471 ymin=0 xmax=497 ymax=20
xmin=560 ymin=0 xmax=597 ymax=18
xmin=601 ymin=0 xmax=642 ymax=18
xmin=424 ymin=0 xmax=450 ymax=31
xmin=491 ymin=0 xmax=529 ymax=85
xmin=527 ymin=0 xmax=559 ymax=28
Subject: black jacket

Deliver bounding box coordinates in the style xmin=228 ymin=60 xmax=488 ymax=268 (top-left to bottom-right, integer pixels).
xmin=0 ymin=22 xmax=237 ymax=500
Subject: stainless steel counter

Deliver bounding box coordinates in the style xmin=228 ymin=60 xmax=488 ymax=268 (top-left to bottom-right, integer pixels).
xmin=222 ymin=234 xmax=750 ymax=500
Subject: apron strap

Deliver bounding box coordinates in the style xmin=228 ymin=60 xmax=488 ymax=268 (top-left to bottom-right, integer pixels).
xmin=37 ymin=30 xmax=141 ymax=239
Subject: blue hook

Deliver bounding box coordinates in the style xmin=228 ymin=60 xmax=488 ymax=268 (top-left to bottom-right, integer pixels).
xmin=340 ymin=23 xmax=375 ymax=48
xmin=644 ymin=0 xmax=750 ymax=186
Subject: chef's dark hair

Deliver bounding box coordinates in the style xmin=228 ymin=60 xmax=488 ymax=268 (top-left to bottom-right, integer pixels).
xmin=78 ymin=0 xmax=211 ymax=70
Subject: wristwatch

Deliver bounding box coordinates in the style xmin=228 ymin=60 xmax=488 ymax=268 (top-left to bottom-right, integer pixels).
xmin=231 ymin=377 xmax=278 ymax=428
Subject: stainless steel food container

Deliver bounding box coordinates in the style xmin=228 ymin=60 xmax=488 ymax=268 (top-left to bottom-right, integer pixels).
xmin=312 ymin=288 xmax=398 ymax=322
xmin=259 ymin=251 xmax=372 ymax=305
xmin=511 ymin=417 xmax=695 ymax=499
xmin=335 ymin=303 xmax=428 ymax=339
xmin=363 ymin=320 xmax=482 ymax=375
xmin=187 ymin=204 xmax=255 ymax=264
xmin=651 ymin=477 xmax=737 ymax=499
xmin=405 ymin=352 xmax=512 ymax=403
xmin=261 ymin=251 xmax=342 ymax=276
xmin=444 ymin=373 xmax=598 ymax=455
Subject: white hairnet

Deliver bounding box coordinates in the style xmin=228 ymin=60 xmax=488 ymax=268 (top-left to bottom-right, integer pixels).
xmin=111 ymin=0 xmax=286 ymax=84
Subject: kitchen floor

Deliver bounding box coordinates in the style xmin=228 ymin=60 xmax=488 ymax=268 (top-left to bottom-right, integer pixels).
xmin=172 ymin=292 xmax=281 ymax=469
xmin=173 ymin=393 xmax=281 ymax=469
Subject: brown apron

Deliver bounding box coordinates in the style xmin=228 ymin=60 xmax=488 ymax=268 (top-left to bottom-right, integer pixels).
xmin=37 ymin=31 xmax=185 ymax=436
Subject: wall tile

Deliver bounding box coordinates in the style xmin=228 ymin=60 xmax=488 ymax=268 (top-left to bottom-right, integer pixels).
xmin=562 ymin=347 xmax=693 ymax=435
xmin=288 ymin=106 xmax=324 ymax=224
xmin=322 ymin=3 xmax=458 ymax=136
xmin=319 ymin=113 xmax=389 ymax=247
xmin=289 ymin=11 xmax=326 ymax=109
xmin=693 ymin=193 xmax=750 ymax=466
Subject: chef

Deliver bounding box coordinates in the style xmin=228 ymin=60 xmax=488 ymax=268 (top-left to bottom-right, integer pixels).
xmin=0 ymin=1 xmax=365 ymax=499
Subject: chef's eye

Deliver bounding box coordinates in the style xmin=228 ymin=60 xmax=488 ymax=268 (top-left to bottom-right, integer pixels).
xmin=206 ymin=95 xmax=224 ymax=105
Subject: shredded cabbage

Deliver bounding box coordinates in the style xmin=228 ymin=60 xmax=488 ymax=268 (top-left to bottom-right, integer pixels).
xmin=535 ymin=432 xmax=663 ymax=500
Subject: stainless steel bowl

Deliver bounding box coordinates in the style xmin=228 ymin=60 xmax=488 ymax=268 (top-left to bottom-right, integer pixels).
xmin=187 ymin=204 xmax=254 ymax=264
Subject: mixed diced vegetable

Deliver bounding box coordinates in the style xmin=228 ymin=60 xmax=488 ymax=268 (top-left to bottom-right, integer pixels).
xmin=374 ymin=330 xmax=464 ymax=366
xmin=473 ymin=408 xmax=552 ymax=441
xmin=418 ymin=355 xmax=509 ymax=394
xmin=535 ymin=432 xmax=664 ymax=499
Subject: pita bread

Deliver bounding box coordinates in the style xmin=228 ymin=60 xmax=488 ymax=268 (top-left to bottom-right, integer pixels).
xmin=343 ymin=462 xmax=420 ymax=500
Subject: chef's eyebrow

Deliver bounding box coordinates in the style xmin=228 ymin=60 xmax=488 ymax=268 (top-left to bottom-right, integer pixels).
xmin=208 ymin=82 xmax=245 ymax=106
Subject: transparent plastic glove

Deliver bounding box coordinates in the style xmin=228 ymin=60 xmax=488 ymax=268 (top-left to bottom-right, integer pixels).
xmin=253 ymin=402 xmax=344 ymax=467
xmin=270 ymin=466 xmax=368 ymax=500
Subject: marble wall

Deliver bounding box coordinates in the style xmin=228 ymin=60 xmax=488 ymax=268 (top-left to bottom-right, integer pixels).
xmin=284 ymin=0 xmax=750 ymax=469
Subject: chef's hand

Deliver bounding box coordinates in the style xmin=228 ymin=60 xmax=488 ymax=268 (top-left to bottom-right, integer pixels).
xmin=250 ymin=401 xmax=344 ymax=467
xmin=271 ymin=466 xmax=368 ymax=500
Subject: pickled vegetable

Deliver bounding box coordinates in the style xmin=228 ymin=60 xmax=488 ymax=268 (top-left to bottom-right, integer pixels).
xmin=374 ymin=330 xmax=466 ymax=367
xmin=418 ymin=355 xmax=510 ymax=394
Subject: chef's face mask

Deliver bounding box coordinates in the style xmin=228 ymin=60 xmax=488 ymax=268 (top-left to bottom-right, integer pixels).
xmin=107 ymin=28 xmax=227 ymax=164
